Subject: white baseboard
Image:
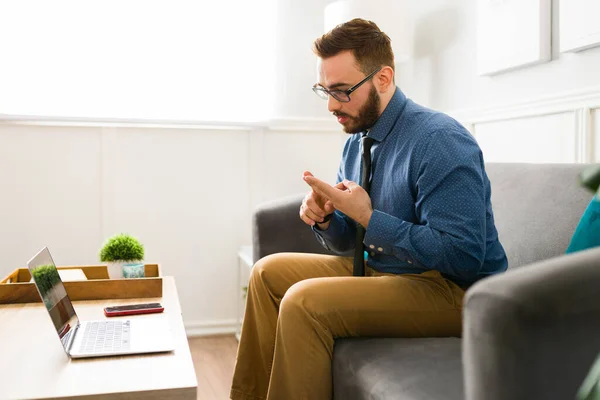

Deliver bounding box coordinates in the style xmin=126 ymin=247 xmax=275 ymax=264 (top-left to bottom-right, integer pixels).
xmin=185 ymin=319 xmax=238 ymax=337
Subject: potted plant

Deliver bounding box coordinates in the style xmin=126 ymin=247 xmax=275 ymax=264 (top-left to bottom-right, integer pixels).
xmin=99 ymin=233 xmax=145 ymax=279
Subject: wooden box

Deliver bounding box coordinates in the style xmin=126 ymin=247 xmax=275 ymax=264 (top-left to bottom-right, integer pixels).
xmin=0 ymin=264 xmax=162 ymax=304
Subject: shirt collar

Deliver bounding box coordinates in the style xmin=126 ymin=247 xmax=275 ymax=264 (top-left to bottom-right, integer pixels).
xmin=364 ymin=87 xmax=407 ymax=142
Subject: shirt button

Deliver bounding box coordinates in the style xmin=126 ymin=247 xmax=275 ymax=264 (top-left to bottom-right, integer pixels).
xmin=377 ymin=247 xmax=383 ymax=252
xmin=369 ymin=245 xmax=375 ymax=249
xmin=407 ymin=259 xmax=412 ymax=264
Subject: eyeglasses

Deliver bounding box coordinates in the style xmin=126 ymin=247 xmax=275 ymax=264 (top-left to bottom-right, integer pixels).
xmin=312 ymin=67 xmax=382 ymax=103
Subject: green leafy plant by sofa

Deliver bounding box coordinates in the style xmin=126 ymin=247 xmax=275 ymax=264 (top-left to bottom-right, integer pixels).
xmin=99 ymin=233 xmax=145 ymax=262
xmin=579 ymin=165 xmax=600 ymax=196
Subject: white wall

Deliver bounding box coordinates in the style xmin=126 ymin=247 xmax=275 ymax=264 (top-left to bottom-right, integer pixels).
xmin=0 ymin=125 xmax=104 ymax=264
xmin=398 ymin=0 xmax=600 ymax=111
xmin=0 ymin=120 xmax=345 ymax=336
xmin=274 ymin=0 xmax=332 ymax=119
xmin=396 ymin=0 xmax=600 ymax=163
xmin=0 ymin=0 xmax=347 ymax=336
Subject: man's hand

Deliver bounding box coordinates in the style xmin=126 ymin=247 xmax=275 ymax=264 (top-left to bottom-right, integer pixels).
xmin=299 ymin=171 xmax=344 ymax=228
xmin=303 ymin=175 xmax=373 ymax=228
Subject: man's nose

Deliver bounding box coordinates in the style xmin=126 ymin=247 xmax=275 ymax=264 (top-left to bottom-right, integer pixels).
xmin=328 ymin=95 xmax=342 ymax=113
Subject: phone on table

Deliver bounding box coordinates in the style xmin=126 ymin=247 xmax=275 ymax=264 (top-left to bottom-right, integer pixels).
xmin=104 ymin=302 xmax=164 ymax=317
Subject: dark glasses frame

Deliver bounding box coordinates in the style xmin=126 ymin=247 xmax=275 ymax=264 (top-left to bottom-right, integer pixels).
xmin=312 ymin=67 xmax=382 ymax=103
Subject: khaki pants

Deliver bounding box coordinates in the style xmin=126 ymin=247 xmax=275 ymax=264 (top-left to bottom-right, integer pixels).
xmin=230 ymin=252 xmax=465 ymax=400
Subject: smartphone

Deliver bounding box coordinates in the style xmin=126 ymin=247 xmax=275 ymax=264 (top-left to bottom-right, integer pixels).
xmin=104 ymin=303 xmax=164 ymax=317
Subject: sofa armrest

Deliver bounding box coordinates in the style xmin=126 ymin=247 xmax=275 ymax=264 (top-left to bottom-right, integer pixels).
xmin=463 ymin=247 xmax=600 ymax=400
xmin=252 ymin=194 xmax=334 ymax=263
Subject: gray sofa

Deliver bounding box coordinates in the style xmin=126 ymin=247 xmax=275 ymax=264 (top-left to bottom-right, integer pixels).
xmin=252 ymin=163 xmax=600 ymax=400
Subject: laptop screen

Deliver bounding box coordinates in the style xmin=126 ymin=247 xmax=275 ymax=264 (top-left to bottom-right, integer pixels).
xmin=27 ymin=247 xmax=79 ymax=351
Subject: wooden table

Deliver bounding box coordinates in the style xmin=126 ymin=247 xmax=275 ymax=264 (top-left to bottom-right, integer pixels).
xmin=0 ymin=276 xmax=198 ymax=399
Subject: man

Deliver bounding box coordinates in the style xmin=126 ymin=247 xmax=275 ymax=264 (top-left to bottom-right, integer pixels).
xmin=231 ymin=18 xmax=507 ymax=400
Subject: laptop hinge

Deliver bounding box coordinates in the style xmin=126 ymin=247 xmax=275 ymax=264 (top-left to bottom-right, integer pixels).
xmin=66 ymin=323 xmax=80 ymax=355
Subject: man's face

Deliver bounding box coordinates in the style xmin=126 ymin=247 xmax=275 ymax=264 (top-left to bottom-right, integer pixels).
xmin=317 ymin=51 xmax=381 ymax=134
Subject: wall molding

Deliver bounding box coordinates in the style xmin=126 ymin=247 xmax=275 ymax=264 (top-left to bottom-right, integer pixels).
xmin=574 ymin=108 xmax=594 ymax=163
xmin=185 ymin=319 xmax=238 ymax=337
xmin=266 ymin=117 xmax=340 ymax=132
xmin=449 ymin=85 xmax=600 ymax=126
xmin=449 ymin=85 xmax=600 ymax=164
xmin=4 ymin=86 xmax=600 ymax=134
xmin=0 ymin=114 xmax=258 ymax=131
xmin=0 ymin=114 xmax=341 ymax=133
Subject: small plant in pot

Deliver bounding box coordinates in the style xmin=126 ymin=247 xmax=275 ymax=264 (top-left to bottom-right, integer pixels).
xmin=99 ymin=233 xmax=145 ymax=279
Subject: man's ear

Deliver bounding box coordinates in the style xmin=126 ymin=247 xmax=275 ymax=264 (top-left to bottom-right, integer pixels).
xmin=376 ymin=66 xmax=395 ymax=93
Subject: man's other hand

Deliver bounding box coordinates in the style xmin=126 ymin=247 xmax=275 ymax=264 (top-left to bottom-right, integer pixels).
xmin=303 ymin=174 xmax=373 ymax=228
xmin=299 ymin=171 xmax=343 ymax=228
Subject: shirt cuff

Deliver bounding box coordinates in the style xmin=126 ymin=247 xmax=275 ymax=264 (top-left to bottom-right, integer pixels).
xmin=312 ymin=212 xmax=346 ymax=250
xmin=364 ymin=210 xmax=414 ymax=264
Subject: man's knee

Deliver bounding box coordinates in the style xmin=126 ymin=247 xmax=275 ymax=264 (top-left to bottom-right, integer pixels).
xmin=250 ymin=253 xmax=289 ymax=286
xmin=250 ymin=254 xmax=275 ymax=283
xmin=279 ymin=279 xmax=326 ymax=321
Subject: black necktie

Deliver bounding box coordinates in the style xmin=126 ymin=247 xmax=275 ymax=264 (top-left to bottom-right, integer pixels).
xmin=353 ymin=135 xmax=375 ymax=276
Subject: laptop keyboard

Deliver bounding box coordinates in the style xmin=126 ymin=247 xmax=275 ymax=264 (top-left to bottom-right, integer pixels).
xmin=79 ymin=320 xmax=131 ymax=354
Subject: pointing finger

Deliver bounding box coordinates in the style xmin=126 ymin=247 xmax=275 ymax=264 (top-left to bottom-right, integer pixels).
xmin=304 ymin=176 xmax=340 ymax=201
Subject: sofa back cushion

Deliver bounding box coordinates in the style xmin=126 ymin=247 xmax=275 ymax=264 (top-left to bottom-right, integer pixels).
xmin=486 ymin=163 xmax=591 ymax=269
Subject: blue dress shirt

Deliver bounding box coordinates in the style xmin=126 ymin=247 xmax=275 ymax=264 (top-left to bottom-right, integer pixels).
xmin=313 ymin=88 xmax=507 ymax=287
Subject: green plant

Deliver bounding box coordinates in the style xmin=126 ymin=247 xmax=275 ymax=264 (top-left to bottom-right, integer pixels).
xmin=579 ymin=165 xmax=600 ymax=196
xmin=100 ymin=233 xmax=145 ymax=262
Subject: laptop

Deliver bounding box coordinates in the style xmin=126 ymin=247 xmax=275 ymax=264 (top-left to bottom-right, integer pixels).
xmin=27 ymin=247 xmax=174 ymax=358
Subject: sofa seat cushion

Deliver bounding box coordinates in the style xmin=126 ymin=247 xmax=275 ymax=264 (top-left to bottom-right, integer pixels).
xmin=333 ymin=337 xmax=463 ymax=400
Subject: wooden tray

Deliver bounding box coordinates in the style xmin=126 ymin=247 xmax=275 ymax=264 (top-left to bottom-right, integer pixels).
xmin=0 ymin=264 xmax=162 ymax=304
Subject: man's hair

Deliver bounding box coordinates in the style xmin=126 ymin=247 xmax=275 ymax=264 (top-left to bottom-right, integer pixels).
xmin=313 ymin=18 xmax=395 ymax=74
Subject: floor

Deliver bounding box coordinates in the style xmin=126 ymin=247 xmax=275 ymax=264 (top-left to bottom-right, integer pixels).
xmin=188 ymin=334 xmax=239 ymax=400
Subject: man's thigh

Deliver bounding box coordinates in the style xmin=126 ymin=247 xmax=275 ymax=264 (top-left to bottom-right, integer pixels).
xmin=282 ymin=270 xmax=464 ymax=338
xmin=252 ymin=252 xmax=354 ymax=300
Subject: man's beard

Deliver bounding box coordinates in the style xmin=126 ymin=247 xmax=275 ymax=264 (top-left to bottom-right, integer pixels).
xmin=335 ymin=85 xmax=381 ymax=134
